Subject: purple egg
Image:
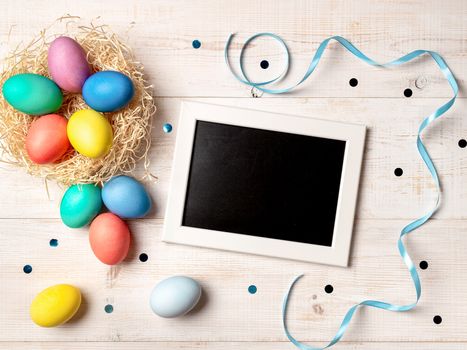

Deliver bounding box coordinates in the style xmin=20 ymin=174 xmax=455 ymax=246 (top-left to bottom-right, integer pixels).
xmin=48 ymin=36 xmax=91 ymax=93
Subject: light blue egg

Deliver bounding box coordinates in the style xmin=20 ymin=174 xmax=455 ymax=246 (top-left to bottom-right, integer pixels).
xmin=82 ymin=71 xmax=134 ymax=112
xmin=150 ymin=276 xmax=202 ymax=318
xmin=102 ymin=175 xmax=151 ymax=218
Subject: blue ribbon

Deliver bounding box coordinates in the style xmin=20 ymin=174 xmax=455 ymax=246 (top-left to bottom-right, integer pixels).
xmin=225 ymin=33 xmax=458 ymax=349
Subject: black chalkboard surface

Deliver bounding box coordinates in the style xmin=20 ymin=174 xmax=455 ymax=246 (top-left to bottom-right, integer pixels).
xmin=182 ymin=120 xmax=347 ymax=247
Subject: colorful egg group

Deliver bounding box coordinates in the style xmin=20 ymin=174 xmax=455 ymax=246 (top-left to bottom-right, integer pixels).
xmin=25 ymin=114 xmax=70 ymax=164
xmin=60 ymin=184 xmax=102 ymax=228
xmin=67 ymin=109 xmax=113 ymax=158
xmin=89 ymin=213 xmax=131 ymax=265
xmin=2 ymin=73 xmax=63 ymax=115
xmin=83 ymin=71 xmax=135 ymax=112
xmin=150 ymin=276 xmax=202 ymax=318
xmin=48 ymin=36 xmax=91 ymax=93
xmin=30 ymin=284 xmax=81 ymax=327
xmin=102 ymin=175 xmax=152 ymax=218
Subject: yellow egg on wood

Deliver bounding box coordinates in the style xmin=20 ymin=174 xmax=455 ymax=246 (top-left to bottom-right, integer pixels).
xmin=30 ymin=284 xmax=81 ymax=327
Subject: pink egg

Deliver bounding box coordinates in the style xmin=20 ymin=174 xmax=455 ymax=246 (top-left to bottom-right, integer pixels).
xmin=48 ymin=36 xmax=91 ymax=93
xmin=89 ymin=213 xmax=131 ymax=265
xmin=26 ymin=114 xmax=70 ymax=164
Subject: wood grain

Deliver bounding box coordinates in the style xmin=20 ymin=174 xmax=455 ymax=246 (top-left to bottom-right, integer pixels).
xmin=0 ymin=0 xmax=466 ymax=98
xmin=1 ymin=218 xmax=466 ymax=341
xmin=1 ymin=97 xmax=466 ymax=220
xmin=1 ymin=343 xmax=467 ymax=350
xmin=1 ymin=0 xmax=466 ymax=348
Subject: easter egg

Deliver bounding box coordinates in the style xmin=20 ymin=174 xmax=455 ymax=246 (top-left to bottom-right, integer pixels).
xmin=67 ymin=109 xmax=113 ymax=158
xmin=2 ymin=73 xmax=63 ymax=115
xmin=60 ymin=184 xmax=102 ymax=228
xmin=82 ymin=71 xmax=135 ymax=112
xmin=150 ymin=276 xmax=202 ymax=318
xmin=25 ymin=114 xmax=70 ymax=164
xmin=89 ymin=213 xmax=130 ymax=265
xmin=48 ymin=36 xmax=91 ymax=93
xmin=30 ymin=284 xmax=81 ymax=327
xmin=102 ymin=175 xmax=152 ymax=218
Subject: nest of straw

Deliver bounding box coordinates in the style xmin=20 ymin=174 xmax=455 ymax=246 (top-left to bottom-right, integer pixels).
xmin=0 ymin=17 xmax=156 ymax=186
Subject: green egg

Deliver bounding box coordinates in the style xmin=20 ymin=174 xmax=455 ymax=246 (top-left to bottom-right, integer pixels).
xmin=2 ymin=73 xmax=63 ymax=115
xmin=60 ymin=184 xmax=102 ymax=228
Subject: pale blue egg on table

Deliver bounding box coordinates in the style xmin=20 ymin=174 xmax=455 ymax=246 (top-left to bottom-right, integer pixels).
xmin=82 ymin=71 xmax=134 ymax=112
xmin=150 ymin=276 xmax=202 ymax=318
xmin=101 ymin=175 xmax=151 ymax=218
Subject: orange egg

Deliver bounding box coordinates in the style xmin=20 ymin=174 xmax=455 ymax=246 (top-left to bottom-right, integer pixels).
xmin=89 ymin=213 xmax=130 ymax=265
xmin=26 ymin=114 xmax=70 ymax=164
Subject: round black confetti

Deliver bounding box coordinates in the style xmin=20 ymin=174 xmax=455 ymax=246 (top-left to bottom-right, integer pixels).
xmin=324 ymin=284 xmax=334 ymax=294
xmin=139 ymin=253 xmax=148 ymax=262
xmin=23 ymin=265 xmax=32 ymax=274
xmin=394 ymin=168 xmax=403 ymax=177
xmin=260 ymin=60 xmax=269 ymax=69
xmin=433 ymin=315 xmax=442 ymax=324
xmin=349 ymin=78 xmax=358 ymax=87
xmin=404 ymin=88 xmax=413 ymax=98
xmin=419 ymin=260 xmax=428 ymax=270
xmin=458 ymin=139 xmax=467 ymax=148
xmin=49 ymin=238 xmax=58 ymax=247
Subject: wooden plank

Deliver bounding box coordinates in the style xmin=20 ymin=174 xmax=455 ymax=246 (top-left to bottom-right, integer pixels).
xmin=1 ymin=342 xmax=467 ymax=350
xmin=0 ymin=97 xmax=465 ymax=220
xmin=0 ymin=0 xmax=465 ymax=98
xmin=0 ymin=218 xmax=465 ymax=341
xmin=1 ymin=0 xmax=466 ymax=347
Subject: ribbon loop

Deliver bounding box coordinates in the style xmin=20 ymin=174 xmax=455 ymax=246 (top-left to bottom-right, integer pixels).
xmin=225 ymin=33 xmax=458 ymax=349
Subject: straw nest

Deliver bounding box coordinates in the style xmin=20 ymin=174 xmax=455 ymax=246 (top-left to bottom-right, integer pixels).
xmin=0 ymin=16 xmax=156 ymax=186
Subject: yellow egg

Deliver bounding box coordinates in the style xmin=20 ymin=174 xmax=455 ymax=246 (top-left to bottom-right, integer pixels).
xmin=30 ymin=284 xmax=81 ymax=327
xmin=67 ymin=109 xmax=113 ymax=158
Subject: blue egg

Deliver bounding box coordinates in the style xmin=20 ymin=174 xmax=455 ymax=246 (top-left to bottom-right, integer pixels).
xmin=82 ymin=71 xmax=134 ymax=112
xmin=102 ymin=175 xmax=151 ymax=218
xmin=150 ymin=276 xmax=202 ymax=318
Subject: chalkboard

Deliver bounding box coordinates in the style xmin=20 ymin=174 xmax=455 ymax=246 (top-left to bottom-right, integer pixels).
xmin=182 ymin=120 xmax=347 ymax=247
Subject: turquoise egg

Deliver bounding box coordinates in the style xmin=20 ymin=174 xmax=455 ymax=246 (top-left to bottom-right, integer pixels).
xmin=2 ymin=73 xmax=63 ymax=115
xmin=82 ymin=71 xmax=134 ymax=112
xmin=60 ymin=184 xmax=102 ymax=228
xmin=102 ymin=175 xmax=151 ymax=218
xmin=150 ymin=276 xmax=202 ymax=318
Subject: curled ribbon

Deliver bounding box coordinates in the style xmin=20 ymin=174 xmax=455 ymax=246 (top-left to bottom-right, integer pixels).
xmin=224 ymin=33 xmax=458 ymax=349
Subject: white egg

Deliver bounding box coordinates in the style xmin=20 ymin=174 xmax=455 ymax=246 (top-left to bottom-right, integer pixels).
xmin=150 ymin=276 xmax=202 ymax=318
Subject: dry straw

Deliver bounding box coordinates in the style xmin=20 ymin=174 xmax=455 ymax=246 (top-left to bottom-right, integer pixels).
xmin=0 ymin=16 xmax=156 ymax=186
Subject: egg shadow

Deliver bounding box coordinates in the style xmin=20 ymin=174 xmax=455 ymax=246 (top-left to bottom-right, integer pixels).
xmin=122 ymin=220 xmax=141 ymax=264
xmin=67 ymin=292 xmax=88 ymax=325
xmin=184 ymin=285 xmax=208 ymax=317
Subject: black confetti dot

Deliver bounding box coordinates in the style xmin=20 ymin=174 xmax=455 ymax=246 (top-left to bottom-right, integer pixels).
xmin=458 ymin=139 xmax=467 ymax=148
xmin=394 ymin=168 xmax=403 ymax=177
xmin=324 ymin=284 xmax=334 ymax=294
xmin=139 ymin=253 xmax=148 ymax=262
xmin=404 ymin=88 xmax=413 ymax=98
xmin=433 ymin=315 xmax=442 ymax=324
xmin=349 ymin=78 xmax=358 ymax=87
xmin=23 ymin=265 xmax=32 ymax=274
xmin=49 ymin=239 xmax=58 ymax=247
xmin=419 ymin=260 xmax=429 ymax=270
xmin=260 ymin=60 xmax=269 ymax=69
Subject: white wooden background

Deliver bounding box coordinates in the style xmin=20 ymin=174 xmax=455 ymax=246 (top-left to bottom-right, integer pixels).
xmin=1 ymin=0 xmax=467 ymax=349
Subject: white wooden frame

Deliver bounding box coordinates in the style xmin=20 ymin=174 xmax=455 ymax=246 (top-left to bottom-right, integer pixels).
xmin=163 ymin=101 xmax=366 ymax=266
